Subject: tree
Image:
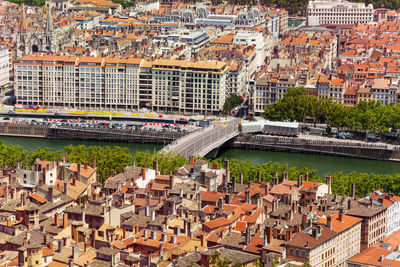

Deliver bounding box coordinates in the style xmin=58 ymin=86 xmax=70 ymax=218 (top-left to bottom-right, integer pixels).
xmin=223 ymin=94 xmax=243 ymax=113
xmin=209 ymin=251 xmax=231 ymax=267
xmin=271 ymin=256 xmax=280 ymax=267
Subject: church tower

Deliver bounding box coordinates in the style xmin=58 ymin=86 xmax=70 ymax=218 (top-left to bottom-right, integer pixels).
xmin=43 ymin=6 xmax=57 ymax=53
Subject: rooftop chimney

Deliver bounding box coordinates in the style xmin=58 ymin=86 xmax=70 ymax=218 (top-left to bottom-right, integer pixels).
xmin=63 ymin=213 xmax=68 ymax=229
xmin=286 ymin=228 xmax=293 ymax=241
xmin=77 ymin=163 xmax=81 ymax=181
xmin=54 ymin=213 xmax=60 ymax=227
xmin=170 ymin=235 xmax=177 ymax=244
xmin=240 ymin=172 xmax=244 ymax=184
xmin=292 ymin=201 xmax=297 ymax=213
xmin=84 ymin=162 xmax=88 ymax=170
xmin=245 ymin=228 xmax=251 ymax=245
xmin=338 ymin=209 xmax=344 ymax=222
xmin=232 ymin=176 xmax=236 ymax=192
xmin=245 ymin=190 xmax=250 ymax=204
xmin=142 ymin=168 xmax=146 ymax=181
xmin=257 ymin=170 xmax=262 ymax=183
xmin=218 ymin=197 xmax=223 ymax=210
xmin=297 ymin=176 xmax=303 ymax=188
xmin=224 ymin=158 xmax=229 ymax=171
xmin=92 ymin=157 xmax=96 ymax=168
xmin=153 ymin=161 xmax=158 ymax=174
xmin=327 ymin=215 xmax=332 ymax=229
xmin=305 ymin=172 xmax=309 ymax=181
xmin=197 ymin=192 xmax=202 ymax=211
xmin=326 ymin=176 xmax=332 ymax=194
xmin=351 ymin=181 xmax=356 ymax=198
xmin=169 ymin=172 xmax=174 ymax=189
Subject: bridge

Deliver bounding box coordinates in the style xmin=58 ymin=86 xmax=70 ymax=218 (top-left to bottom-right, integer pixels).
xmin=162 ymin=118 xmax=241 ymax=157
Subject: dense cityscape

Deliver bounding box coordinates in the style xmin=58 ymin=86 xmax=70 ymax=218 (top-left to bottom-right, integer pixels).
xmin=1 ymin=0 xmax=400 ymax=266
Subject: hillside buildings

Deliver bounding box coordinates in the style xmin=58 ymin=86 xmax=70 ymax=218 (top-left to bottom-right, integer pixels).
xmin=0 ymin=157 xmax=398 ymax=266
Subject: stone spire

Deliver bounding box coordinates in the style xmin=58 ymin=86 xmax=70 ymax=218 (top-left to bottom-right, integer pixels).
xmin=46 ymin=6 xmax=54 ymax=35
xmin=20 ymin=4 xmax=27 ymax=33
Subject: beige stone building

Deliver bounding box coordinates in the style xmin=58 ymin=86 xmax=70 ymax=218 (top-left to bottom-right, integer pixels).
xmin=286 ymin=213 xmax=362 ymax=267
xmin=347 ymin=200 xmax=387 ymax=251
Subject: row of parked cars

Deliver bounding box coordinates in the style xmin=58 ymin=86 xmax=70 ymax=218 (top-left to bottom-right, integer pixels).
xmin=2 ymin=117 xmax=191 ymax=133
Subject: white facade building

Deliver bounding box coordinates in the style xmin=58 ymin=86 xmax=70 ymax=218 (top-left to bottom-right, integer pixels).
xmin=370 ymin=190 xmax=400 ymax=237
xmin=307 ymin=0 xmax=374 ymax=26
xmin=233 ymin=31 xmax=268 ymax=72
xmin=0 ymin=47 xmax=9 ymax=88
xmin=15 ymin=55 xmax=229 ymax=114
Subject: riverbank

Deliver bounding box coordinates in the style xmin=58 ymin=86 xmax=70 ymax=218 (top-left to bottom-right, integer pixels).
xmin=0 ymin=122 xmax=184 ymax=145
xmin=1 ymin=135 xmax=400 ymax=176
xmin=230 ymin=134 xmax=400 ymax=161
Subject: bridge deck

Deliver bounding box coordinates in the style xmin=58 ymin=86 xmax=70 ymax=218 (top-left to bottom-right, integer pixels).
xmin=162 ymin=119 xmax=240 ymax=157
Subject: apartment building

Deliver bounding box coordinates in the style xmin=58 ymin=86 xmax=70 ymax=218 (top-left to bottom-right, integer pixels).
xmin=286 ymin=213 xmax=362 ymax=267
xmin=15 ymin=55 xmax=229 ymax=114
xmin=347 ymin=200 xmax=387 ymax=251
xmin=371 ymin=78 xmax=399 ymax=105
xmin=146 ymin=59 xmax=229 ymax=114
xmin=252 ymin=72 xmax=298 ymax=115
xmin=307 ymin=0 xmax=374 ymax=26
xmin=15 ymin=55 xmax=141 ymax=110
xmin=348 ymin=228 xmax=400 ymax=266
xmin=0 ymin=47 xmax=9 ymax=88
xmin=233 ymin=30 xmax=268 ymax=72
xmin=370 ymin=190 xmax=400 ymax=237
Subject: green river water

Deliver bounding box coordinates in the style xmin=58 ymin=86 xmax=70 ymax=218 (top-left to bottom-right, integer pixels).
xmin=0 ymin=136 xmax=399 ymax=176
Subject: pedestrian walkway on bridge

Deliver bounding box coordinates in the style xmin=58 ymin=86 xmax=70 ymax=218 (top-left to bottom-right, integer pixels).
xmin=162 ymin=118 xmax=240 ymax=157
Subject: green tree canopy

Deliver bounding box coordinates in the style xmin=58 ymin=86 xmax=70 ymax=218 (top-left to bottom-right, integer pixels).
xmin=223 ymin=94 xmax=243 ymax=113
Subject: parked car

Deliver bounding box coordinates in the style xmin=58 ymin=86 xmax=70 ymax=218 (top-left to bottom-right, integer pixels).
xmin=337 ymin=132 xmax=352 ymax=139
xmin=367 ymin=134 xmax=380 ymax=142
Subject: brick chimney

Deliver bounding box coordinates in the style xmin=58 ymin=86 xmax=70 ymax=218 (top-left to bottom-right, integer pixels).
xmin=297 ymin=176 xmax=303 ymax=188
xmin=54 ymin=213 xmax=60 ymax=227
xmin=338 ymin=209 xmax=344 ymax=222
xmin=266 ymin=225 xmax=272 ymax=244
xmin=141 ymin=168 xmax=146 ymax=181
xmin=292 ymin=201 xmax=297 ymax=213
xmin=42 ymin=167 xmax=46 ymax=183
xmin=305 ymin=171 xmax=309 ymax=181
xmin=84 ymin=162 xmax=88 ymax=169
xmin=92 ymin=157 xmax=96 ymax=168
xmin=72 ymin=175 xmax=76 ymax=187
xmin=63 ymin=213 xmax=68 ymax=229
xmin=286 ymin=228 xmax=293 ymax=241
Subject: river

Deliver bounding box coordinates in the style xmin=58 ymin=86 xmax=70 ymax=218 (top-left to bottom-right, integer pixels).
xmin=1 ymin=136 xmax=399 ymax=176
